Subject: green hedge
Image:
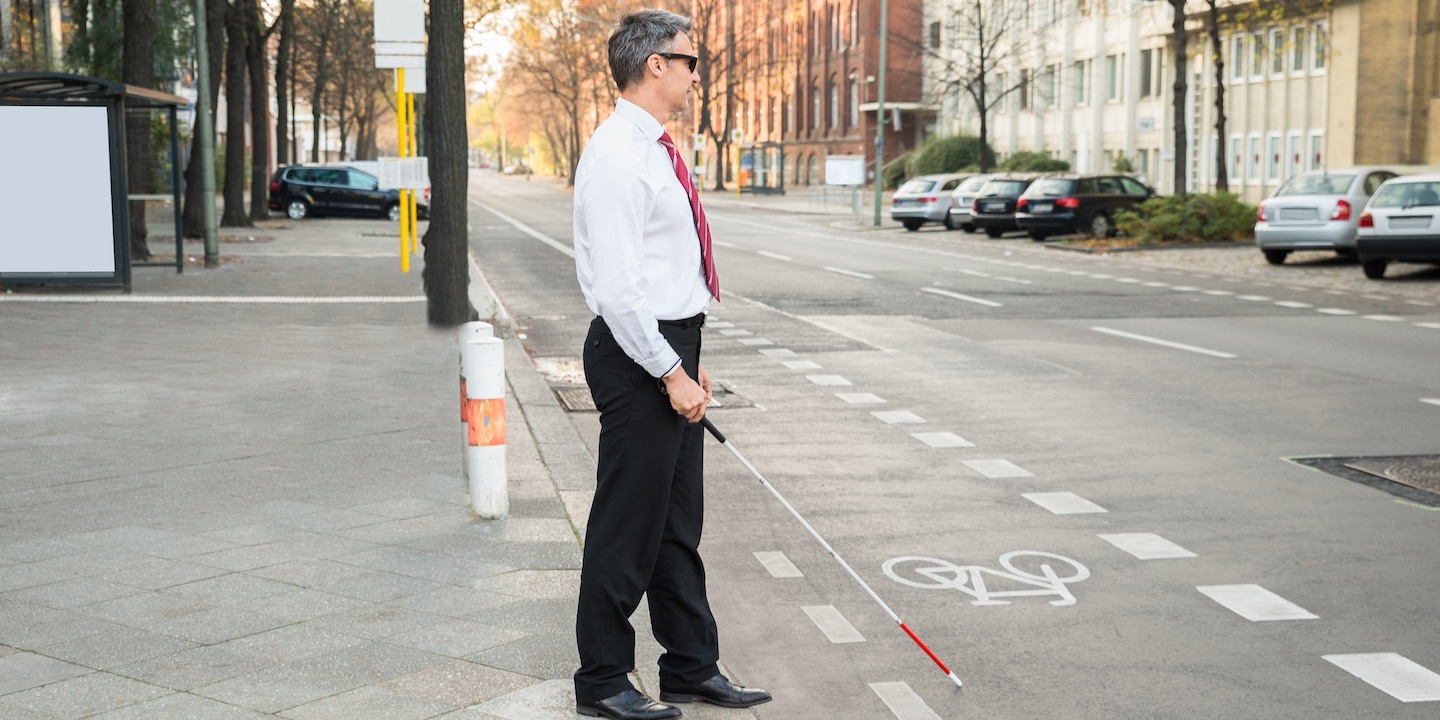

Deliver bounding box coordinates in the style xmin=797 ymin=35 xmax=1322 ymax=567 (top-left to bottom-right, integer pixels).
xmin=1114 ymin=192 xmax=1256 ymax=245
xmin=998 ymin=151 xmax=1069 ymax=172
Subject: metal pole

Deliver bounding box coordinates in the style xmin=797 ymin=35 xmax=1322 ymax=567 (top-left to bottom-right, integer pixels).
xmin=408 ymin=92 xmax=418 ymax=253
xmin=168 ymin=106 xmax=183 ymax=273
xmin=872 ymin=0 xmax=888 ymax=226
xmin=194 ymin=0 xmax=219 ymax=268
xmin=397 ymin=68 xmax=410 ymax=273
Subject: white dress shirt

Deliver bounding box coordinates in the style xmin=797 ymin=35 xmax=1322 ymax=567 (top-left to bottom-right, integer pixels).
xmin=574 ymin=99 xmax=712 ymax=379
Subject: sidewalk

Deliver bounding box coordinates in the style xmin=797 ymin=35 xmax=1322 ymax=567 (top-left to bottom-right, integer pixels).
xmin=0 ymin=218 xmax=749 ymax=719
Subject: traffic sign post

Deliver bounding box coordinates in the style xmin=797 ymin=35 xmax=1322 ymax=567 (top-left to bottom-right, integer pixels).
xmin=374 ymin=0 xmax=425 ymax=272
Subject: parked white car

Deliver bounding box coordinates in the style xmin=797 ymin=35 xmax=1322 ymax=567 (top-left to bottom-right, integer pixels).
xmin=1355 ymin=174 xmax=1440 ymax=279
xmin=1254 ymin=167 xmax=1398 ymax=264
xmin=946 ymin=174 xmax=994 ymax=232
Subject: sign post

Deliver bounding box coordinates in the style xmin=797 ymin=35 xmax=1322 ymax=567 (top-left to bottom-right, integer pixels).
xmin=730 ymin=128 xmax=743 ymax=198
xmin=374 ymin=0 xmax=425 ymax=272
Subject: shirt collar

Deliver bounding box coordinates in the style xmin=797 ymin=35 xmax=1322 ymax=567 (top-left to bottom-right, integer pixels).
xmin=615 ymin=98 xmax=665 ymax=144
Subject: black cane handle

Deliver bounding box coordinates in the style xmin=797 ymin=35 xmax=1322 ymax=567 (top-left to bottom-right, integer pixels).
xmin=701 ymin=417 xmax=726 ymax=443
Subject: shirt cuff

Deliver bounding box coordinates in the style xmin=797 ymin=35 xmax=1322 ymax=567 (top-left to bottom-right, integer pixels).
xmin=643 ymin=351 xmax=683 ymax=379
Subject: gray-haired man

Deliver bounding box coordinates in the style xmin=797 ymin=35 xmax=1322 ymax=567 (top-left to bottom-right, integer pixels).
xmin=571 ymin=9 xmax=771 ymax=720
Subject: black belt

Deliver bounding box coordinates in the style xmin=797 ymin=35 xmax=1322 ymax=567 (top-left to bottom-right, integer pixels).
xmin=657 ymin=312 xmax=706 ymax=329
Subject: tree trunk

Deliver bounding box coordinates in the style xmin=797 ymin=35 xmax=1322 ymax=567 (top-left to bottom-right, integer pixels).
xmin=421 ymin=0 xmax=470 ymax=326
xmin=310 ymin=3 xmax=331 ymax=163
xmin=1208 ymin=0 xmax=1227 ymax=193
xmin=246 ymin=0 xmax=270 ymax=221
xmin=183 ymin=0 xmax=225 ymax=237
xmin=122 ymin=0 xmax=156 ymax=259
xmin=336 ymin=62 xmax=350 ymax=159
xmin=221 ymin=0 xmax=252 ymax=227
xmin=1170 ymin=0 xmax=1188 ymax=197
xmin=274 ymin=0 xmax=294 ymax=166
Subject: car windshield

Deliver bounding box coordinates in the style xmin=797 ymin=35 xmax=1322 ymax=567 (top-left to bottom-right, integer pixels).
xmin=898 ymin=180 xmax=937 ymax=195
xmin=1369 ymin=182 xmax=1440 ymax=209
xmin=1274 ymin=174 xmax=1356 ymax=197
xmin=981 ymin=180 xmax=1028 ymax=196
xmin=1027 ymin=179 xmax=1074 ymax=196
xmin=956 ymin=177 xmax=990 ymax=193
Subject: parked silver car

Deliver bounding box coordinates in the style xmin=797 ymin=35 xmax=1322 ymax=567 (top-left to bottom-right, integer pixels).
xmin=1356 ymin=174 xmax=1440 ymax=279
xmin=891 ymin=173 xmax=969 ymax=231
xmin=946 ymin=174 xmax=994 ymax=232
xmin=1254 ymin=167 xmax=1398 ymax=264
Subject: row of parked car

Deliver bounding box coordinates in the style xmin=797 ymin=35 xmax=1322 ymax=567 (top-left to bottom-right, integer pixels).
xmin=266 ymin=163 xmax=430 ymax=221
xmin=890 ymin=172 xmax=1154 ymax=241
xmin=892 ymin=167 xmax=1440 ymax=280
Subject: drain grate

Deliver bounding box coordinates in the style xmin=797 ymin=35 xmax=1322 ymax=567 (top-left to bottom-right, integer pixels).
xmin=1294 ymin=455 xmax=1440 ymax=507
xmin=552 ymin=382 xmax=754 ymax=412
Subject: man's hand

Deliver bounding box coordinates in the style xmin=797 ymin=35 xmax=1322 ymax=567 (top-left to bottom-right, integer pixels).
xmin=698 ymin=363 xmax=714 ymax=405
xmin=663 ymin=367 xmax=708 ymax=423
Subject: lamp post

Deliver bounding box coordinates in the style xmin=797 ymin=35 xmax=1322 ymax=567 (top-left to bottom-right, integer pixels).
xmin=872 ymin=0 xmax=888 ymax=226
xmin=193 ymin=0 xmax=219 ymax=267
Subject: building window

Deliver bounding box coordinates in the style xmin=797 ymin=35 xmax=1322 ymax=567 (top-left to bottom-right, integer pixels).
xmin=851 ymin=2 xmax=859 ymax=46
xmin=1073 ymin=62 xmax=1087 ymax=106
xmin=1139 ymin=146 xmax=1150 ymax=181
xmin=1247 ymin=133 xmax=1261 ymax=182
xmin=1250 ymin=32 xmax=1264 ymax=79
xmin=812 ymin=85 xmax=821 ymax=129
xmin=1106 ymin=54 xmax=1121 ymax=103
xmin=1140 ymin=49 xmax=1153 ymax=97
xmin=1042 ymin=0 xmax=1057 ymax=25
xmin=1230 ymin=36 xmax=1245 ymax=82
xmin=1266 ymin=132 xmax=1281 ymax=183
xmin=1019 ymin=70 xmax=1030 ymax=110
xmin=850 ymin=77 xmax=860 ymax=126
xmin=1209 ymin=135 xmax=1220 ymax=184
xmin=1286 ymin=130 xmax=1302 ymax=179
xmin=1312 ymin=22 xmax=1327 ymax=72
xmin=787 ymin=94 xmax=795 ymax=134
xmin=929 ymin=21 xmax=941 ymax=49
xmin=1307 ymin=130 xmax=1324 ymax=170
xmin=1269 ymin=28 xmax=1285 ymax=76
xmin=1044 ymin=64 xmax=1058 ymax=107
xmin=1290 ymin=27 xmax=1306 ymax=76
xmin=830 ymin=80 xmax=839 ymax=128
xmin=1229 ymin=134 xmax=1241 ymax=184
xmin=1017 ymin=0 xmax=1029 ymax=31
xmin=996 ymin=72 xmax=1007 ymax=112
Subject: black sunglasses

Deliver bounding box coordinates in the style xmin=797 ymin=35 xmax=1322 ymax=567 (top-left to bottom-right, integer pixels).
xmin=657 ymin=52 xmax=698 ymax=73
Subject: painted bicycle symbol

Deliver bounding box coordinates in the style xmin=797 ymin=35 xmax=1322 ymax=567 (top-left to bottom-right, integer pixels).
xmin=883 ymin=552 xmax=1091 ymax=607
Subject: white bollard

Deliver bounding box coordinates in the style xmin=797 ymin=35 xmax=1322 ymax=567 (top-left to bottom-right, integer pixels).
xmin=460 ymin=335 xmax=507 ymax=518
xmin=458 ymin=321 xmax=494 ymax=476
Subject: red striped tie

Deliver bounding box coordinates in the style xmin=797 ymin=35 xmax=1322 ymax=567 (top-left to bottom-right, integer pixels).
xmin=659 ymin=131 xmax=720 ymax=300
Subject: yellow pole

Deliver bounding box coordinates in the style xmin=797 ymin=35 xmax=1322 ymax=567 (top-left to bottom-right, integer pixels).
xmin=735 ymin=143 xmax=741 ymax=199
xmin=397 ymin=69 xmax=410 ymax=273
xmin=408 ymin=92 xmax=419 ymax=255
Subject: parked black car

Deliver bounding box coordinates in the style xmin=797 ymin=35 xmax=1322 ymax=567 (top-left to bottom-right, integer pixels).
xmin=267 ymin=165 xmax=428 ymax=221
xmin=970 ymin=175 xmax=1039 ymax=238
xmin=1014 ymin=174 xmax=1153 ymax=241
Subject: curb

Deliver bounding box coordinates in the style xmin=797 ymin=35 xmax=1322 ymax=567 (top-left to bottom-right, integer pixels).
xmin=1043 ymin=240 xmax=1253 ymax=254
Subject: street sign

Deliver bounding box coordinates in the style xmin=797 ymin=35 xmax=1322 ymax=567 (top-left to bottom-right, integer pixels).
xmin=374 ymin=0 xmax=424 ymax=68
xmin=825 ymin=156 xmax=865 ymax=186
xmin=730 ymin=128 xmax=743 ymax=143
xmin=379 ymin=157 xmax=429 ymax=189
xmin=693 ymin=133 xmax=705 ymax=148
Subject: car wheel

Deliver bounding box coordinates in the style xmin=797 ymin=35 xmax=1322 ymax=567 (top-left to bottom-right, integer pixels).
xmin=943 ymin=214 xmax=958 ymax=230
xmin=286 ymin=199 xmax=310 ymax=220
xmin=962 ymin=224 xmax=977 ymax=233
xmin=386 ymin=203 xmax=401 ymax=222
xmin=1263 ymin=249 xmax=1290 ymax=265
xmin=1027 ymin=230 xmax=1049 ymax=242
xmin=985 ymin=227 xmax=1005 ymax=238
xmin=903 ymin=221 xmax=923 ymax=232
xmin=1362 ymin=259 xmax=1388 ymax=279
xmin=1089 ymin=213 xmax=1111 ymax=238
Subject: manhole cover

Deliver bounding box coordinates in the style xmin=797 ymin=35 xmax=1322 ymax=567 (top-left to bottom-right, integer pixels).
xmin=552 ymin=382 xmax=753 ymax=412
xmin=1294 ymin=455 xmax=1440 ymax=507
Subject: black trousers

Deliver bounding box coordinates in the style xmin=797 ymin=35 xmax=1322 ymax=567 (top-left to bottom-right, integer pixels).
xmin=574 ymin=316 xmax=719 ymax=704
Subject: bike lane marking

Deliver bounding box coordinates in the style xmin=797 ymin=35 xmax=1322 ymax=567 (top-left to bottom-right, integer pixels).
xmin=807 ymin=374 xmax=853 ymax=386
xmin=920 ymin=287 xmax=1003 ymax=308
xmin=1323 ymin=653 xmax=1440 ymax=702
xmin=801 ymin=605 xmax=866 ymax=644
xmin=960 ymin=459 xmax=1033 ymax=479
xmin=1098 ymin=533 xmax=1197 ymax=560
xmin=781 ymin=360 xmax=823 ymax=370
xmin=871 ymin=411 xmax=927 ymax=425
xmin=1196 ymin=584 xmax=1318 ymax=621
xmin=836 ymin=393 xmax=886 ymax=404
xmin=869 ymin=681 xmax=943 ymax=720
xmin=1022 ymin=492 xmax=1108 ymax=515
xmin=1421 ymin=399 xmax=1440 ymax=408
xmin=910 ymin=432 xmax=974 ymax=448
xmin=1091 ymin=326 xmax=1238 ymax=359
xmin=753 ymin=551 xmax=803 ymax=578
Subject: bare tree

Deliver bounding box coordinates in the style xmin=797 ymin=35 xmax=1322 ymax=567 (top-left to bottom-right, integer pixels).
xmin=506 ymin=0 xmax=609 ymax=184
xmin=184 ymin=0 xmax=226 ymax=237
xmin=246 ymin=0 xmax=272 ymax=221
xmin=1169 ymin=0 xmax=1188 ymax=195
xmin=123 ymin=0 xmax=157 ymax=258
xmin=221 ymin=0 xmax=251 ymax=226
xmin=274 ymin=0 xmax=296 ymax=166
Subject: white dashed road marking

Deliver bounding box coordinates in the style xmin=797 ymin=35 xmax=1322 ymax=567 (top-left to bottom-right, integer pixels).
xmin=1417 ymin=322 xmax=1440 ymax=329
xmin=1316 ymin=308 xmax=1358 ymax=315
xmin=921 ymin=287 xmax=1003 ymax=307
xmin=706 ymin=320 xmax=734 ymax=328
xmin=753 ymin=551 xmax=804 ymax=578
xmin=1092 ymin=327 xmax=1237 ymax=359
xmin=781 ymin=360 xmax=823 ymax=370
xmin=836 ymin=393 xmax=886 ymax=404
xmin=911 ymin=432 xmax=974 ymax=448
xmin=1362 ymin=315 xmax=1406 ymax=322
xmin=871 ymin=411 xmax=927 ymax=425
xmin=737 ymin=338 xmax=774 ymax=346
xmin=1275 ymin=300 xmax=1313 ymax=308
xmin=1098 ymin=533 xmax=1197 ymax=559
xmin=758 ymin=348 xmax=797 ymax=358
xmin=1197 ymin=584 xmax=1318 ymax=621
xmin=1323 ymin=653 xmax=1440 ymax=702
xmin=802 ymin=605 xmax=866 ymax=643
xmin=806 ymin=374 xmax=853 ymax=386
xmin=1237 ymin=295 xmax=1272 ymax=301
xmin=869 ymin=681 xmax=943 ymax=720
xmin=825 ymin=266 xmax=875 ymax=280
xmin=756 ymin=250 xmax=792 ymax=261
xmin=960 ymin=459 xmax=1033 ymax=478
xmin=1023 ymin=492 xmax=1108 ymax=515
xmin=718 ymin=328 xmax=752 ymax=336
xmin=1420 ymin=399 xmax=1440 ymax=408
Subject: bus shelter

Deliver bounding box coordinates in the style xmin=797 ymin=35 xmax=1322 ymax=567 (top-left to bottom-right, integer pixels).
xmin=738 ymin=143 xmax=785 ymax=195
xmin=0 ymin=72 xmax=189 ymax=289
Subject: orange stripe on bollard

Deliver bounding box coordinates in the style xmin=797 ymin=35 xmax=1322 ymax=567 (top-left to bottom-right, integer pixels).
xmin=463 ymin=396 xmax=506 ymax=447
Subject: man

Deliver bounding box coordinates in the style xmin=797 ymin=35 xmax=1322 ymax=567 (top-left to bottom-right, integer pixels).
xmin=571 ymin=9 xmax=772 ymax=720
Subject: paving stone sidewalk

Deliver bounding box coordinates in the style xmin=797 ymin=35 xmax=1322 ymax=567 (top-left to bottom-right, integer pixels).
xmin=0 ymin=218 xmax=752 ymax=719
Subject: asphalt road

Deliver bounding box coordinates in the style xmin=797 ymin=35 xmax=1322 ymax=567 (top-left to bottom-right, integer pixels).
xmin=467 ymin=170 xmax=1440 ymax=719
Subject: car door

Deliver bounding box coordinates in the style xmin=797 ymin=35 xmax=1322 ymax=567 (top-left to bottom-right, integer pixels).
xmin=1096 ymin=176 xmax=1126 ymax=218
xmin=308 ymin=169 xmax=347 ymax=212
xmin=344 ymin=170 xmax=387 ymax=216
xmin=1074 ymin=178 xmax=1100 ymax=226
xmin=1118 ymin=176 xmax=1151 ymax=213
xmin=938 ymin=177 xmax=964 ymax=213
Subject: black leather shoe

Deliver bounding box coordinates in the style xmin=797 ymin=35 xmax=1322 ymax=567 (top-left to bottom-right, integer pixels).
xmin=576 ymin=689 xmax=681 ymax=719
xmin=659 ymin=673 xmax=773 ymax=708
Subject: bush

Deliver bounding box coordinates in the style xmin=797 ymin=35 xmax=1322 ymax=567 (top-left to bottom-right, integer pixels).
xmin=908 ymin=135 xmax=995 ymax=178
xmin=998 ymin=150 xmax=1070 ymax=173
xmin=1111 ymin=154 xmax=1136 ymax=174
xmin=883 ymin=153 xmax=912 ymax=190
xmin=1114 ymin=193 xmax=1256 ymax=245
